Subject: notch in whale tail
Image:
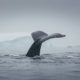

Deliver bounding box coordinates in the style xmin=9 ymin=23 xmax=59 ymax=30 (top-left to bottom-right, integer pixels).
xmin=26 ymin=31 xmax=66 ymax=57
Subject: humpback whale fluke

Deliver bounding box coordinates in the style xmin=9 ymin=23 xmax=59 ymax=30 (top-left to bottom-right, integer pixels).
xmin=26 ymin=31 xmax=66 ymax=57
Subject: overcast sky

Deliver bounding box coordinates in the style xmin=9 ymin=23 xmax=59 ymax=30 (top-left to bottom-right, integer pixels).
xmin=0 ymin=0 xmax=80 ymax=46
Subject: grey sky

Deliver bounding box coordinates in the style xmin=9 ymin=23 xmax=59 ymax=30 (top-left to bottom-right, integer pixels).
xmin=0 ymin=0 xmax=80 ymax=46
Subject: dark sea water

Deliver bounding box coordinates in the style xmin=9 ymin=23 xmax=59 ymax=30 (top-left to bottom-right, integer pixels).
xmin=0 ymin=51 xmax=80 ymax=80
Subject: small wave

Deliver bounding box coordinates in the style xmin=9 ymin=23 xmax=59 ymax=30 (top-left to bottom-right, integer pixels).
xmin=0 ymin=52 xmax=80 ymax=64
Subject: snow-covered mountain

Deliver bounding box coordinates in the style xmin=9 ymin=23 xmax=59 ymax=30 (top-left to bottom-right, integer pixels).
xmin=0 ymin=36 xmax=80 ymax=56
xmin=0 ymin=36 xmax=33 ymax=55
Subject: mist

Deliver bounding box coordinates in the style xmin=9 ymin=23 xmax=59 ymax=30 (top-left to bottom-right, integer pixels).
xmin=0 ymin=0 xmax=80 ymax=46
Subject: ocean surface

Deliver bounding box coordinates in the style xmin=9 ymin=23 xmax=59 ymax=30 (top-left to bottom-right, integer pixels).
xmin=0 ymin=36 xmax=80 ymax=80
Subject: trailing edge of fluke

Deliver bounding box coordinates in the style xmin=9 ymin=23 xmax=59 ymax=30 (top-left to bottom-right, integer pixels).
xmin=26 ymin=31 xmax=66 ymax=57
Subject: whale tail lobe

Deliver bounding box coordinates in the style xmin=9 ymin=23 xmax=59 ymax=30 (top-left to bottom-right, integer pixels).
xmin=31 ymin=31 xmax=48 ymax=41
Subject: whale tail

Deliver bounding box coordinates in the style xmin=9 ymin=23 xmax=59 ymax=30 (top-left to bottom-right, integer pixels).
xmin=26 ymin=31 xmax=66 ymax=57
